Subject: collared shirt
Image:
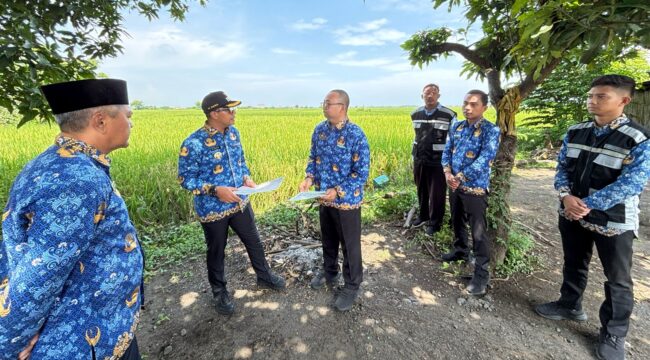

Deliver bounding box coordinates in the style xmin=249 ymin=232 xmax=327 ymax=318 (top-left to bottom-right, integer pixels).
xmin=441 ymin=118 xmax=501 ymax=195
xmin=1 ymin=135 xmax=143 ymax=359
xmin=423 ymin=103 xmax=457 ymax=122
xmin=178 ymin=124 xmax=251 ymax=222
xmin=555 ymin=115 xmax=650 ymax=236
xmin=306 ymin=120 xmax=370 ymax=209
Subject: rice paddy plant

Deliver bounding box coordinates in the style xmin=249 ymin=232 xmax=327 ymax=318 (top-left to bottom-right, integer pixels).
xmin=0 ymin=106 xmax=505 ymax=227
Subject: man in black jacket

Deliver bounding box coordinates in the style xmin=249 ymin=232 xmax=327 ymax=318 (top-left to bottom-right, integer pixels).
xmin=535 ymin=74 xmax=650 ymax=360
xmin=411 ymin=83 xmax=457 ymax=236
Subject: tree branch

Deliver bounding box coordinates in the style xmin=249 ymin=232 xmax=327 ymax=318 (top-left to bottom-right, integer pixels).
xmin=518 ymin=57 xmax=562 ymax=99
xmin=430 ymin=42 xmax=491 ymax=69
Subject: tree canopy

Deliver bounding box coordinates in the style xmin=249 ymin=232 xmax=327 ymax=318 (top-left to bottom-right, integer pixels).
xmin=402 ymin=0 xmax=650 ymax=265
xmin=519 ymin=50 xmax=650 ymax=151
xmin=405 ymin=0 xmax=649 ymax=131
xmin=0 ymin=0 xmax=205 ymax=127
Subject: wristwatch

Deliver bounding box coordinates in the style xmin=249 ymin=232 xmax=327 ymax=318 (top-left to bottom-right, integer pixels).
xmin=559 ymin=191 xmax=570 ymax=201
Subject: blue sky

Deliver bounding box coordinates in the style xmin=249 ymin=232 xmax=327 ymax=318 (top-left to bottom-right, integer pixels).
xmin=98 ymin=0 xmax=485 ymax=107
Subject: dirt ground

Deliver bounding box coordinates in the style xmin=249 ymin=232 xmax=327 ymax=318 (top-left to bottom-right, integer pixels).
xmin=138 ymin=168 xmax=650 ymax=359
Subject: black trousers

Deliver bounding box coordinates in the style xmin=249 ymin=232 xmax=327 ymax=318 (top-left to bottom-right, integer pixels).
xmin=119 ymin=337 xmax=141 ymax=360
xmin=449 ymin=190 xmax=490 ymax=278
xmin=413 ymin=163 xmax=447 ymax=230
xmin=558 ymin=216 xmax=635 ymax=337
xmin=320 ymin=206 xmax=363 ymax=290
xmin=200 ymin=205 xmax=271 ymax=295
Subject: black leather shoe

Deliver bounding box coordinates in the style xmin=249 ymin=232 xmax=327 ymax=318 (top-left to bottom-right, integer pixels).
xmin=214 ymin=289 xmax=235 ymax=315
xmin=257 ymin=271 xmax=286 ymax=290
xmin=534 ymin=301 xmax=588 ymax=321
xmin=596 ymin=328 xmax=625 ymax=360
xmin=411 ymin=217 xmax=428 ymax=228
xmin=425 ymin=225 xmax=440 ymax=236
xmin=441 ymin=251 xmax=469 ymax=263
xmin=465 ymin=275 xmax=488 ymax=296
xmin=310 ymin=271 xmax=341 ymax=290
xmin=334 ymin=287 xmax=359 ymax=312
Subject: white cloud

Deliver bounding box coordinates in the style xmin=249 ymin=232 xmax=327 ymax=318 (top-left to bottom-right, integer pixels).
xmin=100 ymin=26 xmax=247 ymax=70
xmin=271 ymin=47 xmax=298 ymax=55
xmin=297 ymin=72 xmax=324 ymax=77
xmin=356 ymin=19 xmax=388 ymax=32
xmin=334 ymin=18 xmax=406 ymax=46
xmin=227 ymin=73 xmax=284 ymax=82
xmin=328 ymin=52 xmax=413 ymax=72
xmin=368 ymin=0 xmax=434 ymax=13
xmin=329 ymin=51 xmax=393 ymax=67
xmin=290 ymin=17 xmax=327 ymax=31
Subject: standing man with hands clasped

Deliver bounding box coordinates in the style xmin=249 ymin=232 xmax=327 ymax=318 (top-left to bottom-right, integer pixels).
xmin=535 ymin=75 xmax=650 ymax=360
xmin=411 ymin=83 xmax=457 ymax=236
xmin=299 ymin=89 xmax=370 ymax=312
xmin=178 ymin=91 xmax=285 ymax=316
xmin=441 ymin=89 xmax=500 ymax=296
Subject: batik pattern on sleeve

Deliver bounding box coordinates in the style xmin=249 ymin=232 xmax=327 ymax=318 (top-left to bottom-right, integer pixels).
xmin=305 ymin=120 xmax=370 ymax=209
xmin=1 ymin=136 xmax=143 ymax=359
xmin=442 ymin=119 xmax=500 ymax=194
xmin=178 ymin=125 xmax=251 ymax=222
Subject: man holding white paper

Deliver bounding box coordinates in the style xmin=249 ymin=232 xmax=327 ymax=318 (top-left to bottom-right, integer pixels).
xmin=299 ymin=89 xmax=370 ymax=311
xmin=178 ymin=91 xmax=285 ymax=315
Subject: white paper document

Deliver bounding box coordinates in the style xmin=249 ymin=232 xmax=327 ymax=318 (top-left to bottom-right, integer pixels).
xmin=289 ymin=191 xmax=327 ymax=202
xmin=234 ymin=177 xmax=283 ymax=195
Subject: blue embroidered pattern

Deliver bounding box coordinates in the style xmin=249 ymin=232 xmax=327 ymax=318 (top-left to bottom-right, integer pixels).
xmin=442 ymin=118 xmax=501 ymax=194
xmin=1 ymin=136 xmax=143 ymax=359
xmin=178 ymin=124 xmax=251 ymax=222
xmin=305 ymin=120 xmax=370 ymax=209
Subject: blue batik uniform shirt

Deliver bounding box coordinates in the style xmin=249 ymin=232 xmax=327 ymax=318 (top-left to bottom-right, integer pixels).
xmin=555 ymin=115 xmax=650 ymax=236
xmin=442 ymin=118 xmax=501 ymax=195
xmin=305 ymin=120 xmax=371 ymax=209
xmin=178 ymin=124 xmax=251 ymax=222
xmin=1 ymin=136 xmax=143 ymax=359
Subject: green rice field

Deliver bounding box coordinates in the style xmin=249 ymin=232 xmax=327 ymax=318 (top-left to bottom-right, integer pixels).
xmin=0 ymin=107 xmax=498 ymax=227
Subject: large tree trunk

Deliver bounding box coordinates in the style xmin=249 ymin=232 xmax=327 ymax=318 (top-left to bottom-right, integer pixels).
xmin=487 ymin=134 xmax=517 ymax=266
xmin=487 ymin=88 xmax=521 ymax=268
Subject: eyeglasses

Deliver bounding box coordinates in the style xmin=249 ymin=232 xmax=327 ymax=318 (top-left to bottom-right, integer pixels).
xmin=321 ymin=102 xmax=344 ymax=109
xmin=213 ymin=107 xmax=236 ymax=114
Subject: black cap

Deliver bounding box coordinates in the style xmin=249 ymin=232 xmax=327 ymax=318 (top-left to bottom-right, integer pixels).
xmin=201 ymin=91 xmax=241 ymax=114
xmin=40 ymin=79 xmax=129 ymax=115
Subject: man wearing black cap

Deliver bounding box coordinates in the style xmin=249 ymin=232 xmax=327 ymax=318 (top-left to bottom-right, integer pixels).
xmin=178 ymin=91 xmax=285 ymax=315
xmin=1 ymin=79 xmax=143 ymax=359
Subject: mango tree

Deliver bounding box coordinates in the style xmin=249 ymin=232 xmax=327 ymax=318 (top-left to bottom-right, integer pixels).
xmin=402 ymin=0 xmax=650 ymax=266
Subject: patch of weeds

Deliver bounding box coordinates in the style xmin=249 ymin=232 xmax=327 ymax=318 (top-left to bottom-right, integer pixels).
xmin=405 ymin=212 xmax=454 ymax=252
xmin=155 ymin=313 xmax=170 ymax=326
xmin=440 ymin=259 xmax=469 ymax=276
xmin=258 ymin=202 xmax=320 ymax=236
xmin=496 ymin=227 xmax=539 ymax=277
xmin=139 ymin=223 xmax=205 ymax=274
xmin=363 ymin=186 xmax=417 ymax=224
xmin=515 ymin=160 xmax=557 ymax=169
xmin=258 ymin=202 xmax=319 ymax=228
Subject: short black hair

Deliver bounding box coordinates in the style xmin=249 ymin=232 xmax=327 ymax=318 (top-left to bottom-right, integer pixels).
xmin=466 ymin=89 xmax=489 ymax=106
xmin=591 ymin=74 xmax=636 ymax=97
xmin=422 ymin=83 xmax=439 ymax=92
